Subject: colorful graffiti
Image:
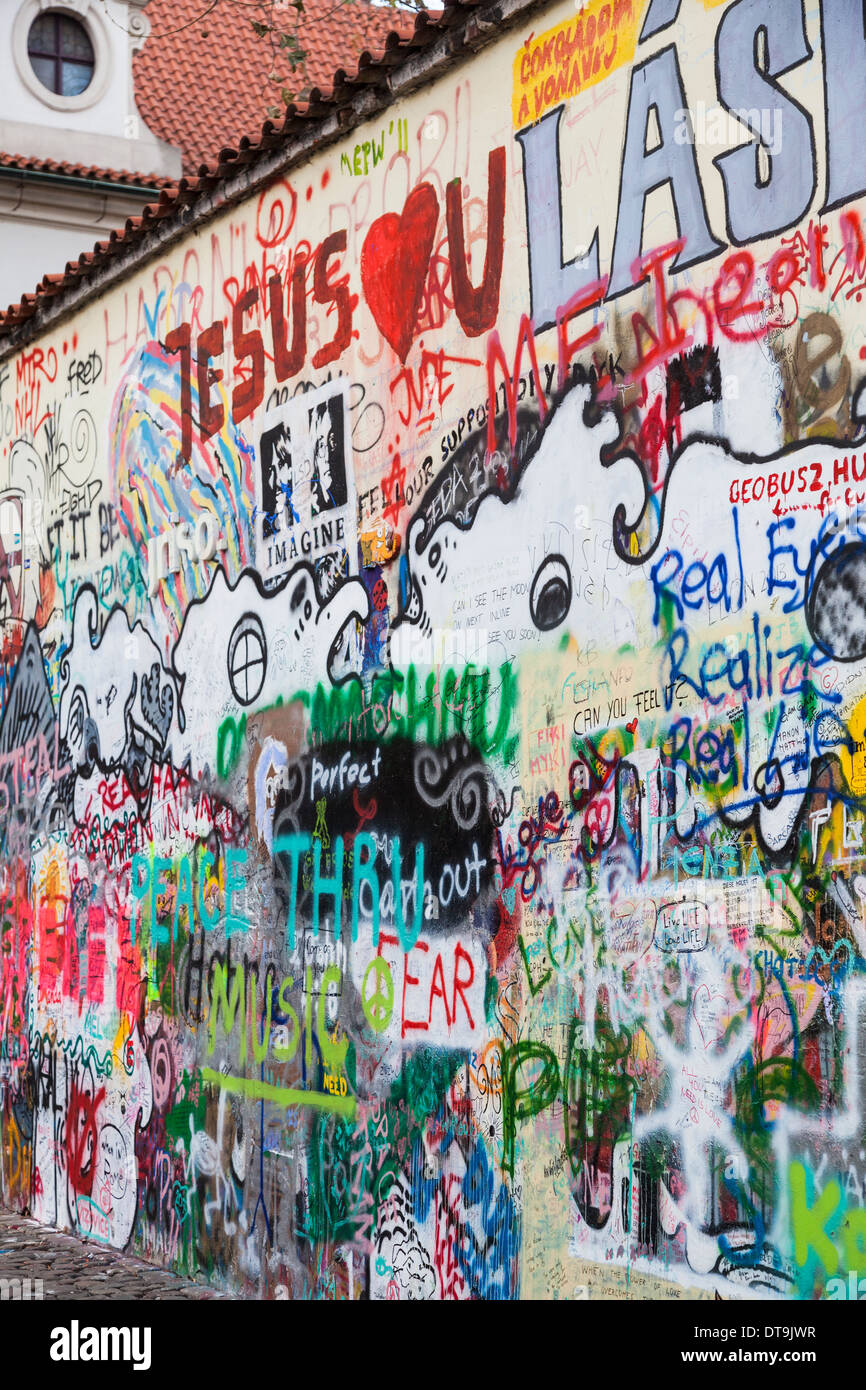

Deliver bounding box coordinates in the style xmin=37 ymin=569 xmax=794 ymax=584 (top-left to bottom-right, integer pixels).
xmin=3 ymin=0 xmax=866 ymax=1301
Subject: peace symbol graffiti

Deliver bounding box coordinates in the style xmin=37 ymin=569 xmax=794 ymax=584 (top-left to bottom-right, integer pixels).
xmin=362 ymin=956 xmax=394 ymax=1033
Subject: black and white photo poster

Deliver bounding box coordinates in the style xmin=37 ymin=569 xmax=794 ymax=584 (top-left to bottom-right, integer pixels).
xmin=256 ymin=380 xmax=356 ymax=591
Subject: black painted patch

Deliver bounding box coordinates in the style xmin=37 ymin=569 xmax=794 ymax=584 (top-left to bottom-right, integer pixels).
xmin=666 ymin=345 xmax=722 ymax=416
xmin=271 ymin=736 xmax=496 ymax=931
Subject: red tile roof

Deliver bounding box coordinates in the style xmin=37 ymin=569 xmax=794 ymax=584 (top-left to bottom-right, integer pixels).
xmin=0 ymin=151 xmax=172 ymax=190
xmin=135 ymin=0 xmax=419 ymax=175
xmin=0 ymin=0 xmax=499 ymax=334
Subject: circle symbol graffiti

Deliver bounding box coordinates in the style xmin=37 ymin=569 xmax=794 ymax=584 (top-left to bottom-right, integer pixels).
xmin=98 ymin=1123 xmax=128 ymax=1199
xmin=362 ymin=956 xmax=394 ymax=1033
xmin=227 ymin=613 xmax=267 ymax=705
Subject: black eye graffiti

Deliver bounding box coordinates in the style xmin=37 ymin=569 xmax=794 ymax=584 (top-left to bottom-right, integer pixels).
xmin=529 ymin=554 xmax=573 ymax=630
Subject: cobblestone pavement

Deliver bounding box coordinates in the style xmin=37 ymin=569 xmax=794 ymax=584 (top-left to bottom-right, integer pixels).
xmin=0 ymin=1210 xmax=233 ymax=1299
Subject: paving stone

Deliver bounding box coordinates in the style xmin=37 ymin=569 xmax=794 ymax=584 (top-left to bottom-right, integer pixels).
xmin=0 ymin=1210 xmax=232 ymax=1300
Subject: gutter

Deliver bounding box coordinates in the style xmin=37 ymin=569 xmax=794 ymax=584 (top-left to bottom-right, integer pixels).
xmin=0 ymin=165 xmax=166 ymax=199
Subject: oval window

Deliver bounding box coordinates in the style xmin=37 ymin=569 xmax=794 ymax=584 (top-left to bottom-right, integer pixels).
xmin=28 ymin=11 xmax=94 ymax=97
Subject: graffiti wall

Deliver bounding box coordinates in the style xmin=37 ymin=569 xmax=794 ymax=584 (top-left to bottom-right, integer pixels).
xmin=3 ymin=0 xmax=866 ymax=1300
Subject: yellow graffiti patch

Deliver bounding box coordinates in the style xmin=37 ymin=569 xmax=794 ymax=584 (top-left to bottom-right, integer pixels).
xmin=842 ymin=694 xmax=866 ymax=795
xmin=513 ymin=0 xmax=640 ymax=130
xmin=360 ymin=523 xmax=399 ymax=566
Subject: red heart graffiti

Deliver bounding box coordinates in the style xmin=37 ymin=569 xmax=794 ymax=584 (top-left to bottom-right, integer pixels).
xmin=361 ymin=183 xmax=439 ymax=362
xmin=626 ymin=718 xmax=638 ymax=735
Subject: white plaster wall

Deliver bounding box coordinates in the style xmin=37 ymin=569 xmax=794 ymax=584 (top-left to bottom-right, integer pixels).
xmin=0 ymin=178 xmax=155 ymax=308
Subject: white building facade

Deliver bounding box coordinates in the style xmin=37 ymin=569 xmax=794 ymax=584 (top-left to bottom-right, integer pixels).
xmin=0 ymin=0 xmax=181 ymax=309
